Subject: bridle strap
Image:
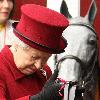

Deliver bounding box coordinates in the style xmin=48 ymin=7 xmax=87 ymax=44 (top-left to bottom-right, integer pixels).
xmin=69 ymin=23 xmax=97 ymax=36
xmin=56 ymin=55 xmax=85 ymax=70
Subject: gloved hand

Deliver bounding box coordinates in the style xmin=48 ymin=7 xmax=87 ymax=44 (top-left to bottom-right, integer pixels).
xmin=30 ymin=68 xmax=64 ymax=100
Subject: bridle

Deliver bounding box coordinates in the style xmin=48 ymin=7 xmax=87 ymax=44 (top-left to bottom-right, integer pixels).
xmin=56 ymin=54 xmax=97 ymax=99
xmin=56 ymin=55 xmax=86 ymax=100
xmin=55 ymin=23 xmax=98 ymax=100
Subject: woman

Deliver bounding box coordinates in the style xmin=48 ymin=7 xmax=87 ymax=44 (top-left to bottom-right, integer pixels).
xmin=0 ymin=4 xmax=69 ymax=99
xmin=0 ymin=0 xmax=16 ymax=50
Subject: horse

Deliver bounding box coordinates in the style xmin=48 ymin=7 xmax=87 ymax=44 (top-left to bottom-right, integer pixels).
xmin=48 ymin=0 xmax=100 ymax=100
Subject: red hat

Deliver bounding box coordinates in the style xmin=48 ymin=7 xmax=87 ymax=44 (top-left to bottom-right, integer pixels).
xmin=13 ymin=4 xmax=69 ymax=54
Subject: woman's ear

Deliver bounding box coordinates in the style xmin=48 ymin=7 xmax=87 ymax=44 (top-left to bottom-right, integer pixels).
xmin=10 ymin=42 xmax=18 ymax=53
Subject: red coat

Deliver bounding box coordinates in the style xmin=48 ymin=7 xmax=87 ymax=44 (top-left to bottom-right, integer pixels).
xmin=0 ymin=46 xmax=52 ymax=100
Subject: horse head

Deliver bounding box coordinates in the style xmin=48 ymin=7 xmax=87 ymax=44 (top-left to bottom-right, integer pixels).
xmin=56 ymin=0 xmax=98 ymax=100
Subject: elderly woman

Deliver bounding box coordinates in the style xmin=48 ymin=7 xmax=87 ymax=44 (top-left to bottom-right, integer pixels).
xmin=0 ymin=4 xmax=69 ymax=100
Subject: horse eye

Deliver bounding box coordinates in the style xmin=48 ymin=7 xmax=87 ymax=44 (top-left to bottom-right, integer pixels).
xmin=88 ymin=37 xmax=96 ymax=45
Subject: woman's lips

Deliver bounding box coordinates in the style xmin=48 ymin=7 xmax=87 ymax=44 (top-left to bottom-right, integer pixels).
xmin=1 ymin=12 xmax=9 ymax=16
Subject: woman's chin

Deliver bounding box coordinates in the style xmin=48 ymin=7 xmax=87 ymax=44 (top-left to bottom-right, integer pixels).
xmin=20 ymin=68 xmax=37 ymax=75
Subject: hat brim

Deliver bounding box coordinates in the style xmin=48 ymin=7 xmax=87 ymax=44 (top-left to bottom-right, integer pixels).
xmin=12 ymin=22 xmax=67 ymax=54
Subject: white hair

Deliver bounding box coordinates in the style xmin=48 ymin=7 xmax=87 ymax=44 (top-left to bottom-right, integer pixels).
xmin=12 ymin=33 xmax=29 ymax=49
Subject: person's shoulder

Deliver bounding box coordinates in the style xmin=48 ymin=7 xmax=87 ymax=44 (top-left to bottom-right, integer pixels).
xmin=8 ymin=19 xmax=19 ymax=24
xmin=0 ymin=47 xmax=9 ymax=73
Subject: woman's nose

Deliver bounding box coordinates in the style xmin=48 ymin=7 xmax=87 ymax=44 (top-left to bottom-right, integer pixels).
xmin=35 ymin=60 xmax=43 ymax=69
xmin=3 ymin=0 xmax=9 ymax=8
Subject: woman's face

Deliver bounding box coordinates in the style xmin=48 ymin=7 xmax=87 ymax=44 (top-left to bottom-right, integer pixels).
xmin=13 ymin=46 xmax=51 ymax=75
xmin=0 ymin=0 xmax=13 ymax=23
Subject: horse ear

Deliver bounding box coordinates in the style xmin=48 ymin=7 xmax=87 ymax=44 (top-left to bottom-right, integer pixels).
xmin=60 ymin=0 xmax=72 ymax=19
xmin=85 ymin=0 xmax=97 ymax=25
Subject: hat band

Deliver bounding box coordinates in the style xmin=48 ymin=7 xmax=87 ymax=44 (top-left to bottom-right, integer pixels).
xmin=13 ymin=28 xmax=64 ymax=53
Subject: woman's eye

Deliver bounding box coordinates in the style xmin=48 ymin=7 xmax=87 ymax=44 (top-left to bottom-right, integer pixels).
xmin=32 ymin=56 xmax=39 ymax=60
